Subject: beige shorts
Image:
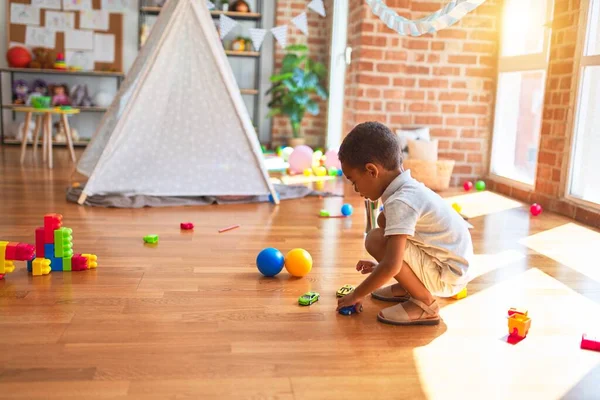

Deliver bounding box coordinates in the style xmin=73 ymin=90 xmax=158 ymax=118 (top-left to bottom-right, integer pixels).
xmin=404 ymin=240 xmax=463 ymax=297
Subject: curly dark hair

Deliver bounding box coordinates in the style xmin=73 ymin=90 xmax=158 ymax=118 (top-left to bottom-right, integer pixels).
xmin=338 ymin=121 xmax=402 ymax=171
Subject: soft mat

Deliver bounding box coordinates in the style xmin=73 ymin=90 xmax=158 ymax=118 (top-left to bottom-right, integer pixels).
xmin=66 ymin=184 xmax=341 ymax=208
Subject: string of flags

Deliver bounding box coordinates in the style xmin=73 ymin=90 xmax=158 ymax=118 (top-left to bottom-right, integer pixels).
xmin=365 ymin=0 xmax=487 ymax=37
xmin=211 ymin=0 xmax=326 ymax=51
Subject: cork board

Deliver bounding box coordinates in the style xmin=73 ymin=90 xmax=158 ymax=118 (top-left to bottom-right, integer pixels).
xmin=7 ymin=0 xmax=123 ymax=72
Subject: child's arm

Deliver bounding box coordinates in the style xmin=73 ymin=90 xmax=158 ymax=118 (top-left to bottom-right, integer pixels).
xmin=377 ymin=211 xmax=386 ymax=229
xmin=337 ymin=234 xmax=407 ymax=309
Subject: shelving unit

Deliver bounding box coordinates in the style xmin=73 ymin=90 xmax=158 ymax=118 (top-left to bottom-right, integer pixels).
xmin=138 ymin=0 xmax=273 ymax=141
xmin=0 ymin=68 xmax=124 ymax=146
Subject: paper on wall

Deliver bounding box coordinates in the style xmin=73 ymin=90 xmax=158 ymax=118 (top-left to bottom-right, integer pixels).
xmin=10 ymin=4 xmax=41 ymax=26
xmin=93 ymin=33 xmax=115 ymax=63
xmin=45 ymin=11 xmax=76 ymax=31
xmin=25 ymin=27 xmax=56 ymax=49
xmin=31 ymin=0 xmax=62 ymax=9
xmin=62 ymin=0 xmax=92 ymax=11
xmin=65 ymin=30 xmax=94 ymax=50
xmin=101 ymin=0 xmax=130 ymax=13
xmin=66 ymin=50 xmax=95 ymax=70
xmin=80 ymin=10 xmax=110 ymax=31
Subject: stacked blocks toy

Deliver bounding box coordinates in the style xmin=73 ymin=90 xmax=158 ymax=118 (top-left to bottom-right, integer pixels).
xmin=507 ymin=308 xmax=531 ymax=339
xmin=1 ymin=241 xmax=35 ymax=279
xmin=28 ymin=214 xmax=97 ymax=276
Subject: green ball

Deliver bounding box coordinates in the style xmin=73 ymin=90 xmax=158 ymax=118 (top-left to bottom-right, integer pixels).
xmin=328 ymin=167 xmax=338 ymax=176
xmin=475 ymin=180 xmax=486 ymax=191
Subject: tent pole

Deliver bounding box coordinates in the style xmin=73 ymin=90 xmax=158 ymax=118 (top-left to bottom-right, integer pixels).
xmin=77 ymin=193 xmax=87 ymax=205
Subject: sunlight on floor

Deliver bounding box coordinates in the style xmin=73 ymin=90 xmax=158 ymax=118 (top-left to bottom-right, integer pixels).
xmin=468 ymin=249 xmax=526 ymax=280
xmin=444 ymin=191 xmax=523 ymax=218
xmin=415 ymin=267 xmax=600 ymax=399
xmin=520 ymin=223 xmax=600 ymax=284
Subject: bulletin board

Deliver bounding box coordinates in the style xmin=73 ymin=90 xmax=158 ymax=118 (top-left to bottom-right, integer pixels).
xmin=7 ymin=0 xmax=123 ymax=72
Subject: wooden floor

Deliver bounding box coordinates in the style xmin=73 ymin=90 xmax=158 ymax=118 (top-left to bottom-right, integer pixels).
xmin=1 ymin=146 xmax=600 ymax=399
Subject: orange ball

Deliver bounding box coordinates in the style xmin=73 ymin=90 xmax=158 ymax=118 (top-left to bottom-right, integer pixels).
xmin=284 ymin=248 xmax=312 ymax=277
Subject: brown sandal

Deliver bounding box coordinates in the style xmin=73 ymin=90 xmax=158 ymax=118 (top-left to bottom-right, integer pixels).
xmin=377 ymin=298 xmax=440 ymax=326
xmin=371 ymin=285 xmax=411 ymax=303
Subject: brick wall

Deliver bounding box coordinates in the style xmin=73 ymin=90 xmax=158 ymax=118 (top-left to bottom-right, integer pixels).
xmin=343 ymin=0 xmax=501 ymax=185
xmin=271 ymin=0 xmax=332 ymax=147
xmin=489 ymin=0 xmax=600 ymax=228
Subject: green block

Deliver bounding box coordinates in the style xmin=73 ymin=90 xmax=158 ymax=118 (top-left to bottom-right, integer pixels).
xmin=143 ymin=235 xmax=159 ymax=244
xmin=63 ymin=256 xmax=72 ymax=272
xmin=319 ymin=210 xmax=330 ymax=217
xmin=54 ymin=227 xmax=73 ymax=258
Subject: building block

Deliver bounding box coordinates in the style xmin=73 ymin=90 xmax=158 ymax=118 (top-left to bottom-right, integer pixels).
xmin=5 ymin=242 xmax=18 ymax=260
xmin=27 ymin=259 xmax=32 ymax=272
xmin=49 ymin=256 xmax=63 ymax=271
xmin=32 ymin=258 xmax=51 ymax=276
xmin=35 ymin=227 xmax=46 ymax=258
xmin=44 ymin=244 xmax=55 ymax=260
xmin=43 ymin=213 xmax=62 ymax=244
xmin=0 ymin=274 xmax=4 ymax=280
xmin=72 ymin=254 xmax=88 ymax=271
xmin=82 ymin=254 xmax=97 ymax=269
xmin=507 ymin=308 xmax=531 ymax=338
xmin=15 ymin=243 xmax=35 ymax=261
xmin=143 ymin=235 xmax=159 ymax=244
xmin=54 ymin=227 xmax=73 ymax=258
xmin=180 ymin=222 xmax=194 ymax=230
xmin=452 ymin=287 xmax=467 ymax=300
xmin=63 ymin=256 xmax=72 ymax=272
xmin=0 ymin=242 xmax=11 ymax=275
xmin=581 ymin=334 xmax=600 ymax=352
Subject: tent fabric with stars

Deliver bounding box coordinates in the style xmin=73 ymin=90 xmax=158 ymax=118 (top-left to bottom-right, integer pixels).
xmin=75 ymin=0 xmax=278 ymax=205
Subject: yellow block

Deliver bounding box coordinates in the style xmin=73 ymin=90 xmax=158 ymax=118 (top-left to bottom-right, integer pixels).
xmin=452 ymin=287 xmax=467 ymax=300
xmin=82 ymin=254 xmax=98 ymax=269
xmin=0 ymin=241 xmax=7 ymax=274
xmin=32 ymin=258 xmax=51 ymax=276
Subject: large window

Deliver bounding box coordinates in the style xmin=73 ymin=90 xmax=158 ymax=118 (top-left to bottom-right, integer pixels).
xmin=568 ymin=0 xmax=600 ymax=206
xmin=490 ymin=0 xmax=554 ymax=185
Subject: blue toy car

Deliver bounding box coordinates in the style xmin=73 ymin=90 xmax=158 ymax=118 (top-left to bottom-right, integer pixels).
xmin=339 ymin=304 xmax=362 ymax=315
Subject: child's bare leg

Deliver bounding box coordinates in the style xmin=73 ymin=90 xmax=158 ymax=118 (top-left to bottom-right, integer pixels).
xmin=365 ymin=228 xmax=408 ymax=297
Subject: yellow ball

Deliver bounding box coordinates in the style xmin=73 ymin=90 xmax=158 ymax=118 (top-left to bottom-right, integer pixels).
xmin=452 ymin=202 xmax=462 ymax=213
xmin=314 ymin=166 xmax=327 ymax=177
xmin=303 ymin=168 xmax=313 ymax=176
xmin=284 ymin=248 xmax=313 ymax=277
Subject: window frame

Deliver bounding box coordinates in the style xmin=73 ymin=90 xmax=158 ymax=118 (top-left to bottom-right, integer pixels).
xmin=564 ymin=0 xmax=600 ymax=210
xmin=489 ymin=0 xmax=555 ymax=187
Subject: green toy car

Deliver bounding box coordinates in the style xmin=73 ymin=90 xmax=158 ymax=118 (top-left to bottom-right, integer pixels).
xmin=298 ymin=291 xmax=320 ymax=306
xmin=336 ymin=284 xmax=355 ymax=298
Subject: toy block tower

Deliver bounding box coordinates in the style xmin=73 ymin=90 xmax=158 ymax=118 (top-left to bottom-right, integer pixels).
xmin=0 ymin=241 xmax=36 ymax=280
xmin=28 ymin=213 xmax=97 ymax=276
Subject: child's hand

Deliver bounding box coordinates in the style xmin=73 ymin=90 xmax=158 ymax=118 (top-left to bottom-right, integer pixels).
xmin=356 ymin=260 xmax=377 ymax=274
xmin=336 ymin=292 xmax=363 ymax=312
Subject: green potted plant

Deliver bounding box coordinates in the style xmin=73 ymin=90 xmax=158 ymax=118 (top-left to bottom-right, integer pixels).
xmin=267 ymin=44 xmax=328 ymax=147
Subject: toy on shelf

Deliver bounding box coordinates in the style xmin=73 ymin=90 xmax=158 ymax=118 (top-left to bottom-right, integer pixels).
xmin=180 ymin=222 xmax=194 ymax=230
xmin=27 ymin=213 xmax=98 ymax=276
xmin=54 ymin=53 xmax=67 ymax=70
xmin=0 ymin=241 xmax=36 ymax=280
xmin=339 ymin=304 xmax=362 ymax=315
xmin=298 ymin=291 xmax=319 ymax=306
xmin=581 ymin=334 xmax=600 ymax=352
xmin=507 ymin=308 xmax=531 ymax=339
xmin=336 ymin=284 xmax=354 ymax=298
xmin=463 ymin=181 xmax=473 ymax=191
xmin=451 ymin=287 xmax=467 ymax=300
xmin=530 ymin=203 xmax=543 ymax=216
xmin=230 ymin=0 xmax=250 ymax=12
xmin=26 ymin=79 xmax=50 ymax=107
xmin=143 ymin=235 xmax=159 ymax=244
xmin=29 ymin=47 xmax=57 ymax=69
xmin=256 ymin=247 xmax=285 ymax=277
xmin=12 ymin=80 xmax=29 ymax=105
xmin=6 ymin=46 xmax=32 ymax=68
xmin=50 ymin=84 xmax=70 ymax=106
xmin=70 ymin=84 xmax=93 ymax=107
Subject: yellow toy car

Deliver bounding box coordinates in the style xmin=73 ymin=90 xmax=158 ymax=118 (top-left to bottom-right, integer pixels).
xmin=336 ymin=284 xmax=355 ymax=298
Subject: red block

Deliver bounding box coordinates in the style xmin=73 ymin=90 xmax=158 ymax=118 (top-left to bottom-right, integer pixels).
xmin=180 ymin=222 xmax=194 ymax=230
xmin=35 ymin=227 xmax=45 ymax=258
xmin=15 ymin=243 xmax=35 ymax=261
xmin=72 ymin=254 xmax=88 ymax=271
xmin=44 ymin=214 xmax=62 ymax=244
xmin=5 ymin=243 xmax=18 ymax=260
xmin=581 ymin=334 xmax=600 ymax=352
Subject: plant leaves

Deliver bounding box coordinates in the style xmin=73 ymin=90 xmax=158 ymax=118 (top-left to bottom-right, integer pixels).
xmin=292 ymin=68 xmax=305 ymax=89
xmin=267 ymin=108 xmax=282 ymax=117
xmin=293 ymin=93 xmax=310 ymax=106
xmin=286 ymin=44 xmax=308 ymax=52
xmin=315 ymin=83 xmax=328 ymax=99
xmin=303 ymin=73 xmax=318 ymax=89
xmin=270 ymin=72 xmax=294 ymax=83
xmin=306 ymin=100 xmax=319 ymax=116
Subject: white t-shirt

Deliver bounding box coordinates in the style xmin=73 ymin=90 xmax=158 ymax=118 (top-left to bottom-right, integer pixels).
xmin=381 ymin=170 xmax=473 ymax=285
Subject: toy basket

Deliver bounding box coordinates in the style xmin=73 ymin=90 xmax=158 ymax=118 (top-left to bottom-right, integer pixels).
xmin=403 ymin=159 xmax=455 ymax=191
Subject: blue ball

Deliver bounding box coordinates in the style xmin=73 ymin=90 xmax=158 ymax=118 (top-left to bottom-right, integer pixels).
xmin=256 ymin=247 xmax=285 ymax=277
xmin=341 ymin=204 xmax=353 ymax=216
xmin=336 ymin=169 xmax=343 ymax=176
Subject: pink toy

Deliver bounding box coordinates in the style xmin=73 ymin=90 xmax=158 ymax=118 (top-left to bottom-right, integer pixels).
xmin=288 ymin=145 xmax=314 ymax=174
xmin=218 ymin=224 xmax=240 ymax=233
xmin=530 ymin=203 xmax=543 ymax=216
xmin=14 ymin=243 xmax=35 ymax=260
xmin=581 ymin=334 xmax=600 ymax=351
xmin=463 ymin=181 xmax=473 ymax=191
xmin=324 ymin=149 xmax=341 ymax=169
xmin=72 ymin=254 xmax=88 ymax=271
xmin=180 ymin=222 xmax=194 ymax=230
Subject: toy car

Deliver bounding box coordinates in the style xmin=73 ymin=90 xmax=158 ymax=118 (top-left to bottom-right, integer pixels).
xmin=143 ymin=235 xmax=159 ymax=244
xmin=339 ymin=304 xmax=362 ymax=315
xmin=336 ymin=284 xmax=355 ymax=298
xmin=298 ymin=291 xmax=320 ymax=306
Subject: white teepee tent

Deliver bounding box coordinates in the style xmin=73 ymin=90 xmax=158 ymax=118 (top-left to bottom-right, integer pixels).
xmin=76 ymin=0 xmax=278 ymax=204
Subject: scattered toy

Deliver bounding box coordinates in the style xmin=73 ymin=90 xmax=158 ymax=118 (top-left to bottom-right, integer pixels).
xmin=339 ymin=304 xmax=362 ymax=315
xmin=285 ymin=248 xmax=312 ymax=277
xmin=143 ymin=234 xmax=159 ymax=244
xmin=452 ymin=203 xmax=462 ymax=213
xmin=341 ymin=204 xmax=353 ymax=216
xmin=218 ymin=224 xmax=240 ymax=233
xmin=581 ymin=334 xmax=600 ymax=352
xmin=180 ymin=222 xmax=194 ymax=230
xmin=451 ymin=287 xmax=467 ymax=300
xmin=336 ymin=284 xmax=354 ymax=298
xmin=0 ymin=241 xmax=35 ymax=279
xmin=319 ymin=210 xmax=330 ymax=217
xmin=507 ymin=308 xmax=531 ymax=339
xmin=463 ymin=181 xmax=473 ymax=191
xmin=298 ymin=291 xmax=320 ymax=306
xmin=256 ymin=247 xmax=285 ymax=277
xmin=530 ymin=203 xmax=543 ymax=216
xmin=475 ymin=180 xmax=486 ymax=191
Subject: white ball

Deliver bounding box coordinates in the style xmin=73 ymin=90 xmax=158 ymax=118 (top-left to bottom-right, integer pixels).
xmin=93 ymin=92 xmax=114 ymax=108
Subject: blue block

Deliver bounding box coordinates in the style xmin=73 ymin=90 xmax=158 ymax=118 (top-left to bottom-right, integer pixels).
xmin=27 ymin=259 xmax=33 ymax=272
xmin=49 ymin=256 xmax=63 ymax=271
xmin=44 ymin=244 xmax=55 ymax=259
